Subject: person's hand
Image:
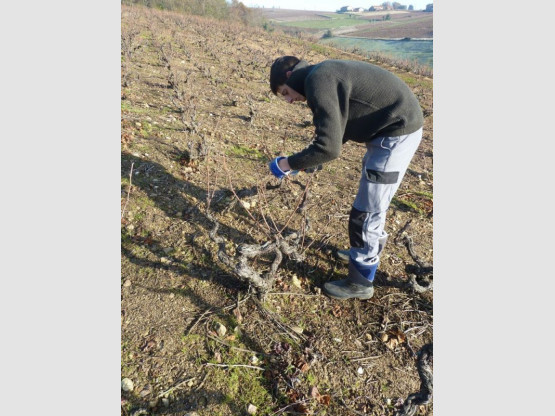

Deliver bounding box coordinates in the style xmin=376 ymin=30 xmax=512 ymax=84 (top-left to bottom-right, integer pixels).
xmin=269 ymin=156 xmax=291 ymax=179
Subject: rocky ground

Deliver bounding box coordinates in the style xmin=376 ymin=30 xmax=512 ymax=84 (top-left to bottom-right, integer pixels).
xmin=121 ymin=5 xmax=433 ymax=416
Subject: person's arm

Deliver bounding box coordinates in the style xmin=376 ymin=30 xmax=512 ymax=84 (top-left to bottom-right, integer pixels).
xmin=287 ymin=75 xmax=348 ymax=171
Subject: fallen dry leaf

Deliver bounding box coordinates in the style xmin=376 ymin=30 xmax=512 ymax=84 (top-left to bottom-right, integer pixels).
xmin=319 ymin=394 xmax=331 ymax=406
xmin=382 ymin=328 xmax=407 ymax=350
xmin=331 ymin=304 xmax=343 ymax=317
xmin=287 ymin=390 xmax=300 ymax=402
xmin=296 ymin=359 xmax=310 ymax=373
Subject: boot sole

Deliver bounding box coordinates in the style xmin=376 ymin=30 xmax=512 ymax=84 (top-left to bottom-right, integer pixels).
xmin=324 ymin=291 xmax=374 ymax=300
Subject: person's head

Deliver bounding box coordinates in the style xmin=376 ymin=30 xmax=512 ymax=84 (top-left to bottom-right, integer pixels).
xmin=270 ymin=56 xmax=307 ymax=103
xmin=270 ymin=56 xmax=299 ymax=95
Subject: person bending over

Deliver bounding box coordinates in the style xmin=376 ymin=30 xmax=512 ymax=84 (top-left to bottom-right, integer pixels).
xmin=268 ymin=56 xmax=424 ymax=300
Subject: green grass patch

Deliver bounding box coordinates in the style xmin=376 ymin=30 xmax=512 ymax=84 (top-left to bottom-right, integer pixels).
xmin=121 ymin=101 xmax=152 ymax=115
xmin=139 ymin=121 xmax=153 ymax=137
xmin=399 ymin=75 xmax=417 ymax=86
xmin=401 ymin=74 xmax=433 ymax=89
xmin=391 ymin=197 xmax=424 ymax=214
xmin=140 ymin=31 xmax=152 ymax=40
xmin=133 ymin=194 xmax=156 ymax=210
xmin=212 ymin=366 xmax=274 ymax=413
xmin=310 ymin=43 xmax=331 ymax=55
xmin=183 ymin=330 xmax=276 ymax=414
xmin=226 ymin=144 xmax=265 ymax=161
xmin=418 ymin=78 xmax=433 ymax=89
xmin=402 ymin=190 xmax=433 ymax=199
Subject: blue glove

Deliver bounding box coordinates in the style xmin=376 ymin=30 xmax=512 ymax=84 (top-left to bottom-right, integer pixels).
xmin=269 ymin=156 xmax=291 ymax=179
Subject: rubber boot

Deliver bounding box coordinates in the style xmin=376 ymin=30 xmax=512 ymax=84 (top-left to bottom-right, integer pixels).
xmin=336 ymin=233 xmax=388 ymax=264
xmin=323 ymin=257 xmax=378 ymax=300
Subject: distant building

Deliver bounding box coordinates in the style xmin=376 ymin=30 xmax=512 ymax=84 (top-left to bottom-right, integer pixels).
xmin=369 ymin=5 xmax=384 ymax=11
xmin=353 ymin=7 xmax=365 ymax=12
xmin=339 ymin=6 xmax=354 ymax=12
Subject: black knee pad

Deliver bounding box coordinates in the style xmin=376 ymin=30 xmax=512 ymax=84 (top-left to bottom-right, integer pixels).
xmin=348 ymin=206 xmax=368 ymax=249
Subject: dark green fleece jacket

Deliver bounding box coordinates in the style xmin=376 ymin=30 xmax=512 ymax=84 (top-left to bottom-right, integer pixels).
xmin=285 ymin=59 xmax=424 ymax=170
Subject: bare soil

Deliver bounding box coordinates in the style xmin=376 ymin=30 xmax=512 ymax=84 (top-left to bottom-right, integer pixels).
xmin=121 ymin=5 xmax=433 ymax=416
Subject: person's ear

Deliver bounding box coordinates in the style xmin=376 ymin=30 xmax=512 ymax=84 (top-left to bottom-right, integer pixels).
xmin=285 ymin=70 xmax=292 ymax=78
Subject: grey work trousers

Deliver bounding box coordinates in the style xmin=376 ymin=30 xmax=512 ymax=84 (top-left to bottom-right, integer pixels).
xmin=349 ymin=127 xmax=423 ymax=265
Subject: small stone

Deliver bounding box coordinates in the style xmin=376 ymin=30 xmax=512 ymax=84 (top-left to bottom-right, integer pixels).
xmin=123 ymin=280 xmax=132 ymax=287
xmin=357 ymin=367 xmax=364 ymax=375
xmin=333 ymin=338 xmax=342 ymax=343
xmin=161 ymin=398 xmax=169 ymax=407
xmin=250 ymin=355 xmax=259 ymax=365
xmin=291 ymin=326 xmax=304 ymax=335
xmin=241 ymin=201 xmax=251 ymax=209
xmin=121 ymin=378 xmax=134 ymax=392
xmin=247 ymin=404 xmax=258 ymax=414
xmin=215 ymin=322 xmax=227 ymax=337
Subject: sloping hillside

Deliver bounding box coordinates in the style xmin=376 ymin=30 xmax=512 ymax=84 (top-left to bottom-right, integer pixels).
xmin=258 ymin=8 xmax=433 ymax=39
xmin=121 ymin=4 xmax=433 ymax=416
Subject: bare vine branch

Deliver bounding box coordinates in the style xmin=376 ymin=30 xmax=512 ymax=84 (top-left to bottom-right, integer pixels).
xmin=395 ymin=343 xmax=433 ymax=416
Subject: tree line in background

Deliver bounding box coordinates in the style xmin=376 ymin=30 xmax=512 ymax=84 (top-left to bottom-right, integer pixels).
xmin=121 ymin=0 xmax=262 ymax=25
